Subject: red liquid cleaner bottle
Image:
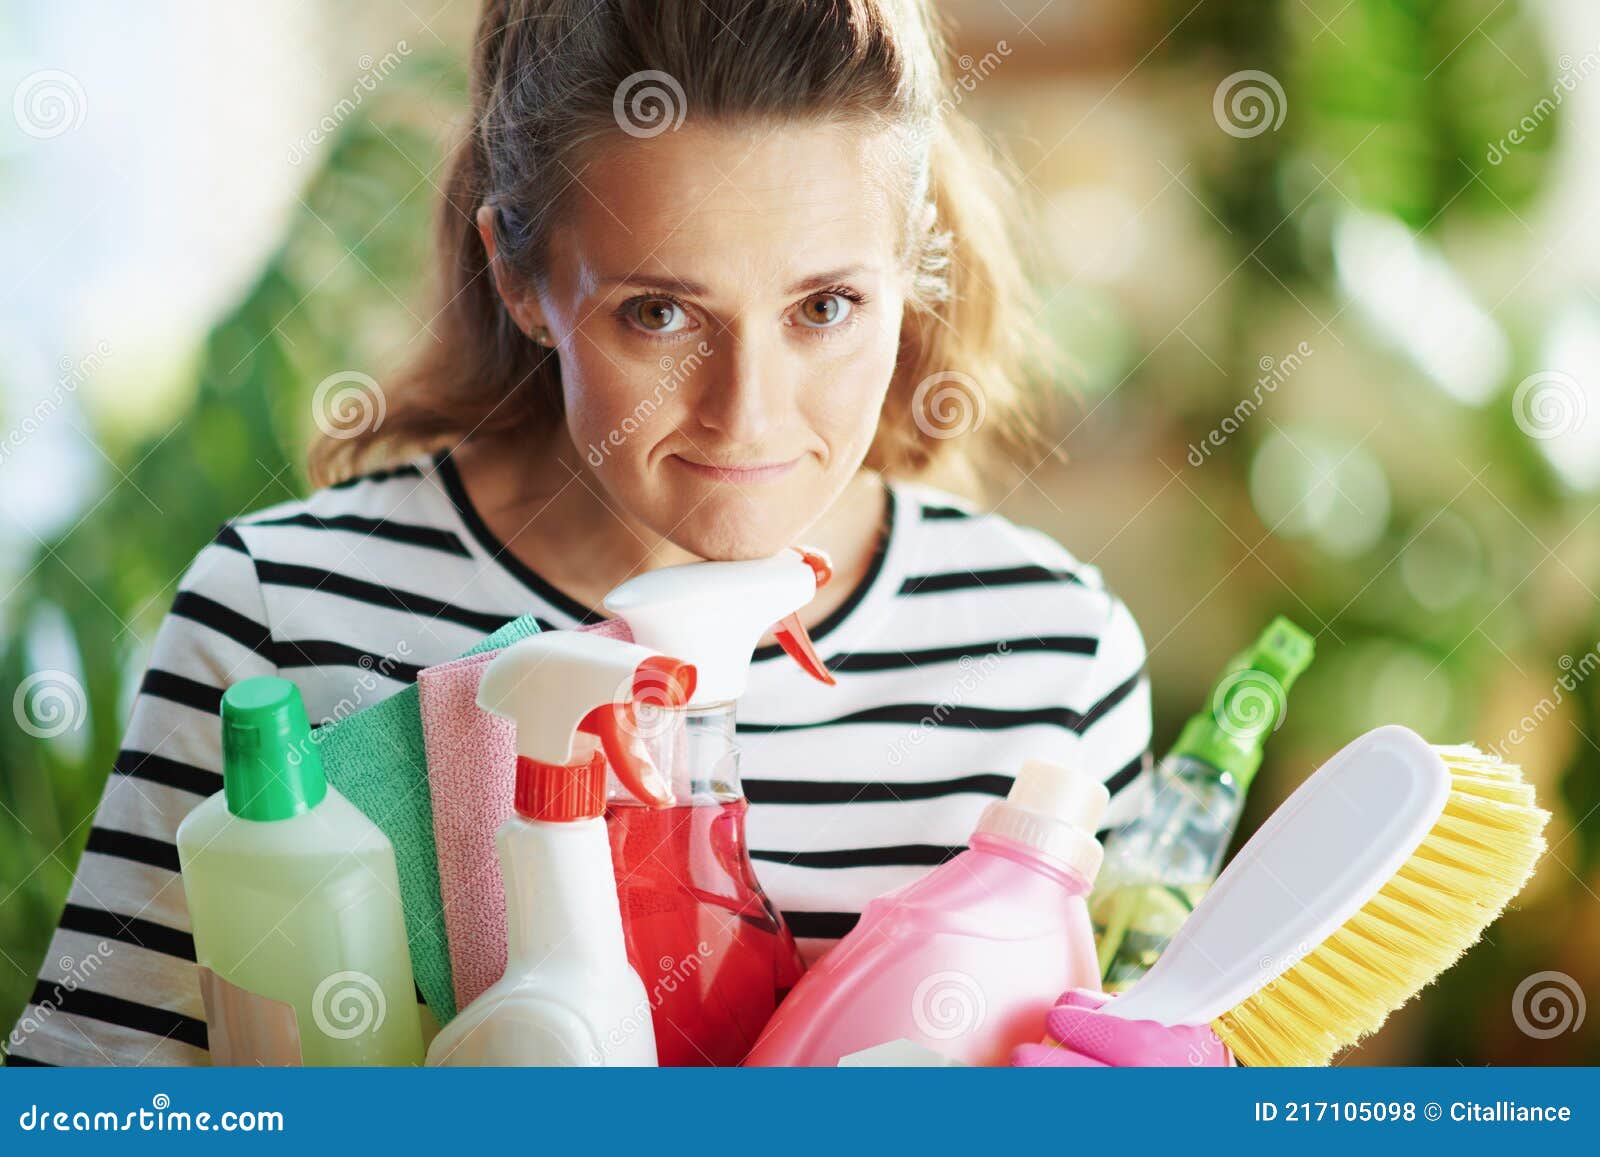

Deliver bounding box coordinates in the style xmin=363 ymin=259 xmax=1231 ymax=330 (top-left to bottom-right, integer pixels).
xmin=602 ymin=547 xmax=838 ymax=1066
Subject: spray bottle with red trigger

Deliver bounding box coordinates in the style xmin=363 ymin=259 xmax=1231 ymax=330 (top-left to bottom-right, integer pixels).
xmin=425 ymin=631 xmax=695 ymax=1067
xmin=600 ymin=546 xmax=836 ymax=1066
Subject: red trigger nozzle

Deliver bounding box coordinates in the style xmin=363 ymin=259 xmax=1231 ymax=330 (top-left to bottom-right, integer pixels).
xmin=633 ymin=655 xmax=696 ymax=709
xmin=796 ymin=547 xmax=833 ymax=590
xmin=774 ymin=611 xmax=835 ymax=686
xmin=578 ymin=654 xmax=695 ymax=810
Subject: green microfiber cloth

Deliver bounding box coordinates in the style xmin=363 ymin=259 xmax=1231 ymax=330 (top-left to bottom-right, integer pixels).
xmin=317 ymin=614 xmax=543 ymax=1021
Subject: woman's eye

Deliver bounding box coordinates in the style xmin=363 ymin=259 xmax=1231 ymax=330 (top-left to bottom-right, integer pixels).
xmin=630 ymin=298 xmax=689 ymax=333
xmin=795 ymin=292 xmax=853 ymax=329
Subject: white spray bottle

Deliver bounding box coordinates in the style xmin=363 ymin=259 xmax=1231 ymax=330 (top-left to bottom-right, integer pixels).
xmin=424 ymin=631 xmax=696 ymax=1067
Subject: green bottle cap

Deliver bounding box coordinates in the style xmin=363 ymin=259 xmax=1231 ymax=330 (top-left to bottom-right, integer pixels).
xmin=1170 ymin=616 xmax=1314 ymax=789
xmin=220 ymin=677 xmax=327 ymax=822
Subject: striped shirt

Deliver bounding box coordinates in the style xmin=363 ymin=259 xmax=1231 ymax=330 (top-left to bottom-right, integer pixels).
xmin=6 ymin=449 xmax=1151 ymax=1066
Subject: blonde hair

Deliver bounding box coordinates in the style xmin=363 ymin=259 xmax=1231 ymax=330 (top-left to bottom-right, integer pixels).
xmin=311 ymin=0 xmax=1050 ymax=494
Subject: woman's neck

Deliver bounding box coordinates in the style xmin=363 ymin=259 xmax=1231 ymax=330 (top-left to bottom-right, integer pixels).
xmin=450 ymin=431 xmax=889 ymax=636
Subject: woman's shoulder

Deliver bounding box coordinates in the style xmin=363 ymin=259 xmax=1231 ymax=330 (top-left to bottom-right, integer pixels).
xmin=213 ymin=453 xmax=463 ymax=558
xmin=884 ymin=478 xmax=1145 ymax=663
xmin=232 ymin=454 xmax=441 ymax=528
xmin=887 ymin=479 xmax=1115 ymax=598
xmin=179 ymin=452 xmax=479 ymax=618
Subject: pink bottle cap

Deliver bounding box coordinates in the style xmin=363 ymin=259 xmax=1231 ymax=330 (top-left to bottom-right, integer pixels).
xmin=974 ymin=758 xmax=1109 ymax=881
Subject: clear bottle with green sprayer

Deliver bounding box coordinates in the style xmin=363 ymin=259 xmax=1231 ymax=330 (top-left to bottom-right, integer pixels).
xmin=1091 ymin=617 xmax=1314 ymax=993
xmin=176 ymin=677 xmax=424 ymax=1065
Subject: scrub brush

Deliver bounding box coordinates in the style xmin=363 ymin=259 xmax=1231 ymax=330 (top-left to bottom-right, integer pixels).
xmin=1105 ymin=724 xmax=1549 ymax=1066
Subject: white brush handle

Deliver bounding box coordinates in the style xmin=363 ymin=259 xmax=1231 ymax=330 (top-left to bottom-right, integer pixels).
xmin=1107 ymin=724 xmax=1451 ymax=1026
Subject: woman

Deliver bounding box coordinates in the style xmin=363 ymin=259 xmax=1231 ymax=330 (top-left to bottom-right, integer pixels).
xmin=10 ymin=0 xmax=1150 ymax=1066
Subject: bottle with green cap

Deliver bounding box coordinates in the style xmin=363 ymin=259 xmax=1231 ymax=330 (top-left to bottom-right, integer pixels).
xmin=176 ymin=677 xmax=423 ymax=1065
xmin=1090 ymin=616 xmax=1314 ymax=992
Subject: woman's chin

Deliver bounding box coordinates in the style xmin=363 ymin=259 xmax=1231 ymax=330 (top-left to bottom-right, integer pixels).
xmin=648 ymin=490 xmax=812 ymax=560
xmin=627 ymin=466 xmax=823 ymax=559
xmin=668 ymin=516 xmax=802 ymax=561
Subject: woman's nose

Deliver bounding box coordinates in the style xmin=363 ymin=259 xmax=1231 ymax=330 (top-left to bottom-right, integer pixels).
xmin=690 ymin=326 xmax=787 ymax=444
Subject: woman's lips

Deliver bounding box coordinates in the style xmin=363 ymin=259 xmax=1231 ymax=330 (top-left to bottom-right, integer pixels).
xmin=671 ymin=454 xmax=801 ymax=483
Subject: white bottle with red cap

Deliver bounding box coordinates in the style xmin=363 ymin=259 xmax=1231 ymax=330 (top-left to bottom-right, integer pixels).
xmin=424 ymin=632 xmax=695 ymax=1067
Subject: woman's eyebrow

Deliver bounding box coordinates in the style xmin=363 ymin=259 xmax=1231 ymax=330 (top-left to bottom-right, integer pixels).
xmin=600 ymin=272 xmax=710 ymax=295
xmin=598 ymin=265 xmax=872 ymax=296
xmin=784 ymin=265 xmax=871 ymax=294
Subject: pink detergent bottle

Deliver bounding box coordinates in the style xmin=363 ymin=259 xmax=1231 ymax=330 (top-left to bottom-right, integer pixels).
xmin=744 ymin=758 xmax=1110 ymax=1067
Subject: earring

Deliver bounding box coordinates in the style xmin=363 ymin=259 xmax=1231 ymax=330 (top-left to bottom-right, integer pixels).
xmin=532 ymin=326 xmax=552 ymax=347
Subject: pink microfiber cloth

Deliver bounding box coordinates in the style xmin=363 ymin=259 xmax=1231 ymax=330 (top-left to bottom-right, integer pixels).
xmin=420 ymin=618 xmax=633 ymax=1013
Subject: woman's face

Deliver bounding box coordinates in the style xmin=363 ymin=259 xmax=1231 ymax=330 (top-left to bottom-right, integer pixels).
xmin=515 ymin=121 xmax=910 ymax=559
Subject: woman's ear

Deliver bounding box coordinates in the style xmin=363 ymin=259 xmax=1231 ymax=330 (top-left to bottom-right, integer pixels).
xmin=476 ymin=204 xmax=550 ymax=340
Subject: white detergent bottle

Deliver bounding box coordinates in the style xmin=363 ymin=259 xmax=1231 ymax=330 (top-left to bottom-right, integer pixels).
xmin=425 ymin=631 xmax=696 ymax=1067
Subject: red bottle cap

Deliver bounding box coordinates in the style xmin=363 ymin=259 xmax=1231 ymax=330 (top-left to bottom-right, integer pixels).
xmin=513 ymin=749 xmax=608 ymax=822
xmin=511 ymin=655 xmax=696 ymax=821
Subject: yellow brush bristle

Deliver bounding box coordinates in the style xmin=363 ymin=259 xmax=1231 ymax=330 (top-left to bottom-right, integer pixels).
xmin=1212 ymin=745 xmax=1550 ymax=1067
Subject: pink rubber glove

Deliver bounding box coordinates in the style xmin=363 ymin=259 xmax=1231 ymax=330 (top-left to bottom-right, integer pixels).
xmin=1011 ymin=988 xmax=1234 ymax=1067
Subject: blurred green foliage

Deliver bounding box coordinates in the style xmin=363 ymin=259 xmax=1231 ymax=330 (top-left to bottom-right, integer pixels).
xmin=0 ymin=51 xmax=463 ymax=1049
xmin=1166 ymin=0 xmax=1597 ymax=1064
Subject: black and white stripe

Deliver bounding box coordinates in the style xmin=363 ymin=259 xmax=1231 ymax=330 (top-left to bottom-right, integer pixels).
xmin=7 ymin=450 xmax=1150 ymax=1066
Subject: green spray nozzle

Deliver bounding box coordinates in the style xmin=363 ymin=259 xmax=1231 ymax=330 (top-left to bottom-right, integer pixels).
xmin=1170 ymin=616 xmax=1314 ymax=789
xmin=221 ymin=677 xmax=327 ymax=821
